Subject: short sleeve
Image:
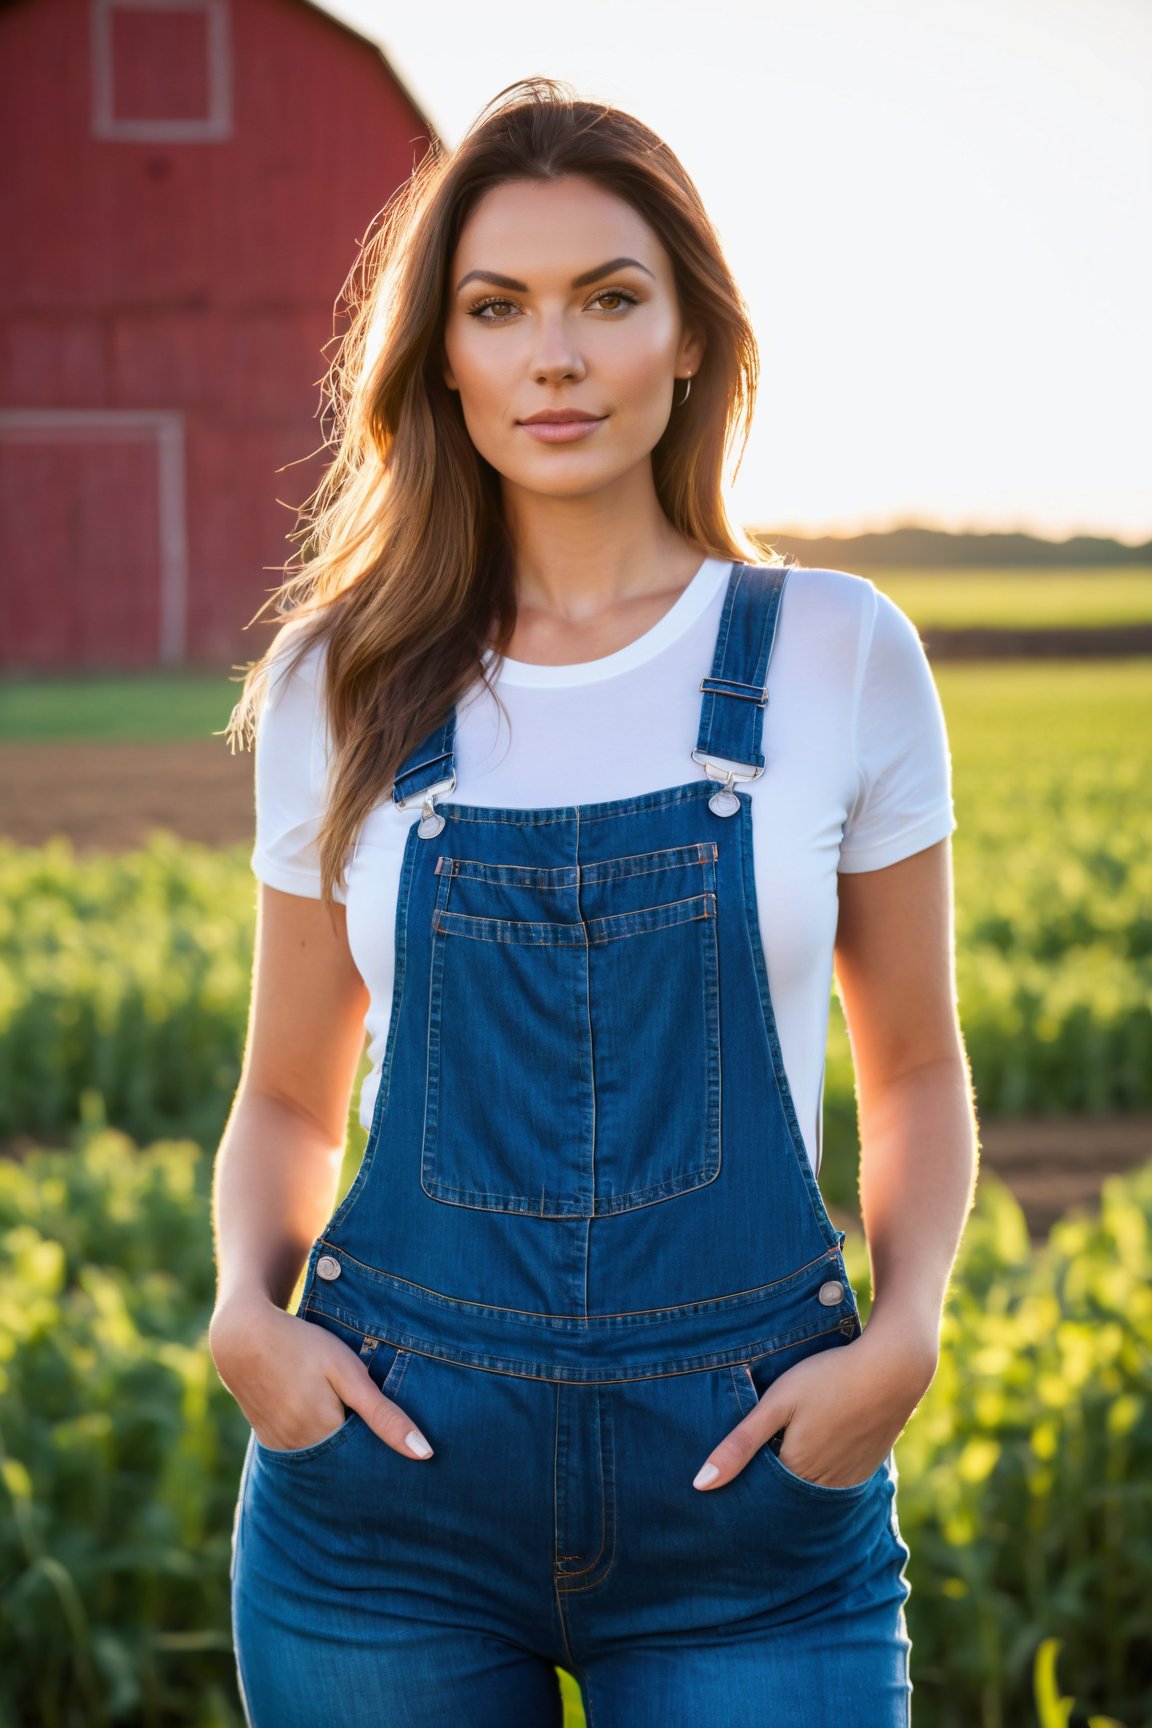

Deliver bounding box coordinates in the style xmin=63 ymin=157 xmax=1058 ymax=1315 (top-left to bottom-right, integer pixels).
xmin=838 ymin=584 xmax=957 ymax=872
xmin=249 ymin=629 xmax=347 ymax=904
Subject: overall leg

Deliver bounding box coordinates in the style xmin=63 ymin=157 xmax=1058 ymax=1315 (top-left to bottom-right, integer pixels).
xmin=558 ymin=1364 xmax=913 ymax=1728
xmin=230 ymin=1358 xmax=570 ymax=1728
xmin=574 ymin=1597 xmax=911 ymax=1728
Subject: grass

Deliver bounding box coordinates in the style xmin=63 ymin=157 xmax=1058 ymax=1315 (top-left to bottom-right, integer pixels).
xmin=874 ymin=568 xmax=1152 ymax=629
xmin=0 ymin=672 xmax=243 ymax=744
xmin=935 ymin=655 xmax=1151 ymax=762
xmin=1 ymin=568 xmax=1149 ymax=744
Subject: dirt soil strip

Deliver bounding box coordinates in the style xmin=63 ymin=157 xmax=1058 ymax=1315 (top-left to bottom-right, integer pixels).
xmin=0 ymin=739 xmax=256 ymax=853
xmin=976 ymin=1113 xmax=1152 ymax=1239
xmin=3 ymin=739 xmax=1150 ymax=1238
xmin=921 ymin=622 xmax=1152 ymax=659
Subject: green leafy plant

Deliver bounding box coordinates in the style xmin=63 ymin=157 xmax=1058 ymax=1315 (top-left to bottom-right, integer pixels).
xmin=1033 ymin=1637 xmax=1127 ymax=1728
xmin=2 ymin=1128 xmax=1148 ymax=1725
xmin=4 ymin=664 xmax=1151 ymax=1184
xmin=0 ymin=1128 xmax=242 ymax=1726
xmin=843 ymin=1168 xmax=1151 ymax=1727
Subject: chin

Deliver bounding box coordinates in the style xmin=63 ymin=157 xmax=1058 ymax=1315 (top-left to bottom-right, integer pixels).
xmin=500 ymin=447 xmax=659 ymax=502
xmin=512 ymin=468 xmax=637 ymax=504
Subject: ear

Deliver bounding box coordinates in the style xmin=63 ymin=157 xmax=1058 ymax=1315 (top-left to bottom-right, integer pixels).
xmin=677 ymin=325 xmax=707 ymax=379
xmin=442 ymin=349 xmax=459 ymax=393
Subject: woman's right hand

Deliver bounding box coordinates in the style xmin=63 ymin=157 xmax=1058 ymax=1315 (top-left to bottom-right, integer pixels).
xmin=208 ymin=1292 xmax=434 ymax=1459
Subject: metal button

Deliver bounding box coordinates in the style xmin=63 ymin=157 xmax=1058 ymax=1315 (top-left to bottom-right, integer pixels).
xmin=708 ymin=787 xmax=741 ymax=817
xmin=316 ymin=1254 xmax=342 ymax=1281
xmin=817 ymin=1279 xmax=844 ymax=1306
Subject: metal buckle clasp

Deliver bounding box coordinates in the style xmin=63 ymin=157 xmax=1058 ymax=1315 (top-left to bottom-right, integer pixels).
xmin=690 ymin=748 xmax=762 ymax=817
xmin=396 ymin=770 xmax=456 ymax=838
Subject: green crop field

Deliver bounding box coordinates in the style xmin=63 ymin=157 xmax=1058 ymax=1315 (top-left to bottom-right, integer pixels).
xmin=826 ymin=658 xmax=1151 ymax=1177
xmin=1 ymin=649 xmax=1148 ymax=1724
xmin=1 ymin=1126 xmax=1147 ymax=1725
xmin=1 ymin=659 xmax=1148 ymax=1196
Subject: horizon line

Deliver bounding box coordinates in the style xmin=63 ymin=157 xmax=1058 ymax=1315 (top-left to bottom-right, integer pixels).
xmin=748 ymin=519 xmax=1152 ymax=550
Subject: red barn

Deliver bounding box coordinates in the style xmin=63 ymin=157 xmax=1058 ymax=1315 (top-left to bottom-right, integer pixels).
xmin=0 ymin=0 xmax=435 ymax=669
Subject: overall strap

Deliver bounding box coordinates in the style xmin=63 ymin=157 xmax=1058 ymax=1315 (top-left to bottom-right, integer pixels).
xmin=692 ymin=561 xmax=790 ymax=806
xmin=391 ymin=709 xmax=457 ymax=835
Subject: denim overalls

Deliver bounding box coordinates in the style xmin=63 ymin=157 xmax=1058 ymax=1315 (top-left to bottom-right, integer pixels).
xmin=231 ymin=562 xmax=914 ymax=1727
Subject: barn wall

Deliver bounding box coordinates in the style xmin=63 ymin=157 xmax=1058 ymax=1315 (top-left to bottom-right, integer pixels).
xmin=0 ymin=0 xmax=432 ymax=668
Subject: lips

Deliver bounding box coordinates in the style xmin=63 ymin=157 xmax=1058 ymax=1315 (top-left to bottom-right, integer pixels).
xmin=517 ymin=410 xmax=605 ymax=425
xmin=516 ymin=410 xmax=608 ymax=445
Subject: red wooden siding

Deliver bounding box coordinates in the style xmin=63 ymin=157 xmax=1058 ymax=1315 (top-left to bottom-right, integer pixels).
xmin=2 ymin=423 xmax=165 ymax=665
xmin=111 ymin=9 xmax=214 ymax=126
xmin=0 ymin=0 xmax=434 ymax=668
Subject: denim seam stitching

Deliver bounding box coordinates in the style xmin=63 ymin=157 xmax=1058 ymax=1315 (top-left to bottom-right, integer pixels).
xmin=309 ymin=1242 xmax=842 ymax=1320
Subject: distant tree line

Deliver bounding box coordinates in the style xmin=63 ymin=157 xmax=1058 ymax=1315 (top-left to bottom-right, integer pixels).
xmin=750 ymin=524 xmax=1152 ymax=569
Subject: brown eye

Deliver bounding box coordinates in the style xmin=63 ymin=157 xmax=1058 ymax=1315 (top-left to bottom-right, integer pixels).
xmin=469 ymin=298 xmax=518 ymax=322
xmin=590 ymin=289 xmax=639 ymax=313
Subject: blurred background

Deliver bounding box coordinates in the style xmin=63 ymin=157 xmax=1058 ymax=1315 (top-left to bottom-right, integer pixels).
xmin=1 ymin=0 xmax=1149 ymax=1723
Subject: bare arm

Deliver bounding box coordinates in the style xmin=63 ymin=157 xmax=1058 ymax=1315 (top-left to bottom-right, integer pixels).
xmin=211 ymin=883 xmax=370 ymax=1315
xmin=695 ymin=835 xmax=978 ymax=1490
xmin=207 ymin=883 xmax=433 ymax=1459
xmin=835 ymin=835 xmax=978 ymax=1365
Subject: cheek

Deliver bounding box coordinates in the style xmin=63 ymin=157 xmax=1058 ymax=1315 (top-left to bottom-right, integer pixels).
xmin=609 ymin=355 xmax=678 ymax=444
xmin=606 ymin=320 xmax=681 ymax=404
xmin=444 ymin=344 xmax=513 ymax=451
xmin=446 ymin=338 xmax=503 ymax=405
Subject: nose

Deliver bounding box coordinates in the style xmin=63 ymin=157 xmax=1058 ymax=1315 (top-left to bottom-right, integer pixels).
xmin=530 ymin=312 xmax=586 ymax=386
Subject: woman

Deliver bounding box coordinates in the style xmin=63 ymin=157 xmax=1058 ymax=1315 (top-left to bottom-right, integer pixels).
xmin=212 ymin=77 xmax=977 ymax=1727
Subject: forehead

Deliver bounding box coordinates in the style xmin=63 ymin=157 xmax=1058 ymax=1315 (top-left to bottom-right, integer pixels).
xmin=451 ymin=175 xmax=671 ymax=282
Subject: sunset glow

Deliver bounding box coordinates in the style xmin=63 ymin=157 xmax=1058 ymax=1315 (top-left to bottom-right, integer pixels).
xmin=320 ymin=0 xmax=1151 ymax=545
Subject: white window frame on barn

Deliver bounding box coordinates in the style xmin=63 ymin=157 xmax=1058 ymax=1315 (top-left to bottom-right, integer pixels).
xmin=90 ymin=0 xmax=233 ymax=143
xmin=0 ymin=408 xmax=190 ymax=665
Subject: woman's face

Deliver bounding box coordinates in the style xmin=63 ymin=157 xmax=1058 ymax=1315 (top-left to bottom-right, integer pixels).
xmin=441 ymin=174 xmax=703 ymax=503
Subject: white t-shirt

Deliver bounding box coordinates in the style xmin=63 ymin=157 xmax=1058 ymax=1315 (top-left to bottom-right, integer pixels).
xmin=250 ymin=557 xmax=957 ymax=1177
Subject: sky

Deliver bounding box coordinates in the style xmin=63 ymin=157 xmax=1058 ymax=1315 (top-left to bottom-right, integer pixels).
xmin=320 ymin=0 xmax=1151 ymax=546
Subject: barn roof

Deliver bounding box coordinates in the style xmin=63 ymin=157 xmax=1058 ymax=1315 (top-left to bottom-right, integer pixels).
xmin=0 ymin=0 xmax=442 ymax=150
xmin=295 ymin=0 xmax=441 ymax=150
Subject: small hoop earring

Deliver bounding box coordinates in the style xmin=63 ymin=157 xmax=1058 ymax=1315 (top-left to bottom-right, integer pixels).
xmin=675 ymin=374 xmax=693 ymax=407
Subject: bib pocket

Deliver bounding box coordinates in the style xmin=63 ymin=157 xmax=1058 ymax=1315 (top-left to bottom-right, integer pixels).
xmin=422 ymin=840 xmax=721 ymax=1216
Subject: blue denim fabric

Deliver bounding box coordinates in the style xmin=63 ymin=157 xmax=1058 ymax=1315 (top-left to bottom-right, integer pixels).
xmin=230 ymin=564 xmax=914 ymax=1725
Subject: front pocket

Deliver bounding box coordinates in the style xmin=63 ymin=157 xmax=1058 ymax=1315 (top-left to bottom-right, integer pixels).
xmin=253 ymin=1407 xmax=363 ymax=1465
xmin=759 ymin=1425 xmax=878 ymax=1499
xmin=729 ymin=1357 xmax=881 ymax=1499
xmin=422 ymin=841 xmax=721 ymax=1216
xmin=253 ymin=1336 xmax=406 ymax=1465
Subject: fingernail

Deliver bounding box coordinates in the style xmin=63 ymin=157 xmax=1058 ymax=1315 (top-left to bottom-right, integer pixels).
xmin=406 ymin=1429 xmax=433 ymax=1458
xmin=693 ymin=1462 xmax=719 ymax=1489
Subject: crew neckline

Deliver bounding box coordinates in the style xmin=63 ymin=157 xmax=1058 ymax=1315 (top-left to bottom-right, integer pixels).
xmin=484 ymin=556 xmax=733 ymax=688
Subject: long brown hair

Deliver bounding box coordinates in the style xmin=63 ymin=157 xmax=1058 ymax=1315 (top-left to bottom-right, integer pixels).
xmin=223 ymin=76 xmax=771 ymax=907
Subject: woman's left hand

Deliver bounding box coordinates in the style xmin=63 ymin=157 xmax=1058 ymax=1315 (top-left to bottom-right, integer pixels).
xmin=692 ymin=1323 xmax=938 ymax=1491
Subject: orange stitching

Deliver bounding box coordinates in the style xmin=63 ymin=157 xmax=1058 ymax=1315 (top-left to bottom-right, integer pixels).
xmin=554 ymin=1391 xmax=609 ymax=1579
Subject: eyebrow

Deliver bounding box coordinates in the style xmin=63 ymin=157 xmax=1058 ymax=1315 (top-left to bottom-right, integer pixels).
xmin=454 ymin=256 xmax=656 ymax=294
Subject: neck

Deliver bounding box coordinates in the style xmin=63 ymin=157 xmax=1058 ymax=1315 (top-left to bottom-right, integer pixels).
xmin=500 ymin=465 xmax=705 ymax=621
